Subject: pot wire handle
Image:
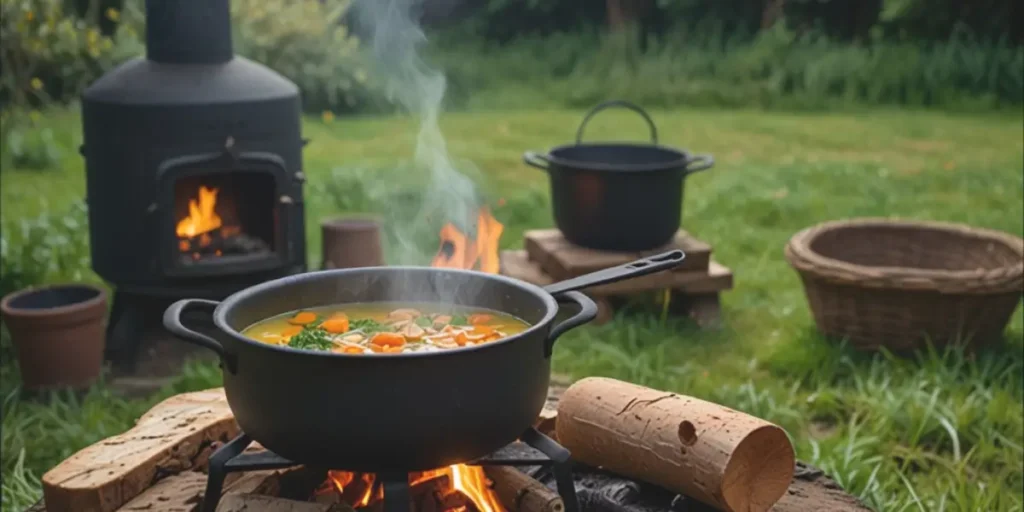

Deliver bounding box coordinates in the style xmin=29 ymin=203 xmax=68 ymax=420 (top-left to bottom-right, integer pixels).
xmin=163 ymin=299 xmax=236 ymax=373
xmin=545 ymin=291 xmax=598 ymax=357
xmin=543 ymin=250 xmax=685 ymax=296
xmin=575 ymin=100 xmax=658 ymax=145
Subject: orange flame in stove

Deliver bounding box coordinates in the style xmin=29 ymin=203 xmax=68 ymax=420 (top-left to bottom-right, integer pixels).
xmin=176 ymin=185 xmax=223 ymax=238
xmin=431 ymin=207 xmax=503 ymax=273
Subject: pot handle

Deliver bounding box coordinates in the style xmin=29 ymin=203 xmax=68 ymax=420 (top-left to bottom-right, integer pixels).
xmin=523 ymin=151 xmax=550 ymax=171
xmin=163 ymin=299 xmax=236 ymax=373
xmin=575 ymin=100 xmax=658 ymax=145
xmin=543 ymin=250 xmax=685 ymax=296
xmin=545 ymin=291 xmax=597 ymax=357
xmin=684 ymin=154 xmax=715 ymax=175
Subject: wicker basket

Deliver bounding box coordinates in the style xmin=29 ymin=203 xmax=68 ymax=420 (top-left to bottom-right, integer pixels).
xmin=785 ymin=218 xmax=1023 ymax=351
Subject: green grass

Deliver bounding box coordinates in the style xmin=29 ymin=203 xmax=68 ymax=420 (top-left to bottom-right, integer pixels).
xmin=2 ymin=106 xmax=1023 ymax=512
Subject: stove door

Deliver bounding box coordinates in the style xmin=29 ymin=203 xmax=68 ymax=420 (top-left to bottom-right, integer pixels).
xmin=157 ymin=152 xmax=295 ymax=278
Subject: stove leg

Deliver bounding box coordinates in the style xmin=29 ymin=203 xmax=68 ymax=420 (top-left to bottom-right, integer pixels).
xmin=380 ymin=472 xmax=411 ymax=512
xmin=201 ymin=433 xmax=253 ymax=512
xmin=105 ymin=290 xmax=146 ymax=370
xmin=520 ymin=428 xmax=580 ymax=512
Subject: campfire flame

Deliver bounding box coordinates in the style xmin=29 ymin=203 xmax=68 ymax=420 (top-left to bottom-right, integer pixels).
xmin=319 ymin=465 xmax=503 ymax=512
xmin=431 ymin=207 xmax=504 ymax=273
xmin=176 ymin=185 xmax=223 ymax=238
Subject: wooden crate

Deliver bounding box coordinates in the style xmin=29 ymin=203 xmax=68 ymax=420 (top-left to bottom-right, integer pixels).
xmin=524 ymin=229 xmax=712 ymax=280
xmin=499 ymin=238 xmax=733 ymax=327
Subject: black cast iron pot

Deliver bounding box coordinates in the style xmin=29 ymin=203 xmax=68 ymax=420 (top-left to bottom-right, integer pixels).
xmin=163 ymin=250 xmax=684 ymax=472
xmin=524 ymin=100 xmax=714 ymax=251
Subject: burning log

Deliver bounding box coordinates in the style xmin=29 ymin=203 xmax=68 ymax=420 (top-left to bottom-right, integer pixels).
xmin=556 ymin=378 xmax=795 ymax=512
xmin=485 ymin=466 xmax=564 ymax=512
xmin=178 ymin=227 xmax=270 ymax=261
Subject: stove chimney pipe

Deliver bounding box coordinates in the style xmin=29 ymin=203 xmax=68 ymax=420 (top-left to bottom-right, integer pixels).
xmin=145 ymin=0 xmax=233 ymax=64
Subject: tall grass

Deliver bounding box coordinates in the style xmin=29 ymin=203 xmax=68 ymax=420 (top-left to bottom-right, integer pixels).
xmin=433 ymin=26 xmax=1024 ymax=111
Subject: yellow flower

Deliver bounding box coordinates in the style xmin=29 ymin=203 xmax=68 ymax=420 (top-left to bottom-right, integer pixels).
xmin=105 ymin=7 xmax=120 ymax=22
xmin=321 ymin=111 xmax=335 ymax=123
xmin=30 ymin=77 xmax=43 ymax=91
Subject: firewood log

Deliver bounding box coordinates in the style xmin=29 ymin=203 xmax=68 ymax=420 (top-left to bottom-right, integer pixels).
xmin=42 ymin=388 xmax=238 ymax=512
xmin=556 ymin=378 xmax=794 ymax=512
xmin=485 ymin=465 xmax=564 ymax=512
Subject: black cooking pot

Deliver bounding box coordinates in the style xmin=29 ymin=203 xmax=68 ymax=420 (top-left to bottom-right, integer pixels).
xmin=524 ymin=100 xmax=714 ymax=251
xmin=163 ymin=250 xmax=685 ymax=472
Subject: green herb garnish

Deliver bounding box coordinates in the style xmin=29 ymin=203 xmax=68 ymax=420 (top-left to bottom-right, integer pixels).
xmin=288 ymin=328 xmax=334 ymax=351
xmin=414 ymin=316 xmax=433 ymax=328
xmin=450 ymin=314 xmax=469 ymax=326
xmin=349 ymin=318 xmax=385 ymax=334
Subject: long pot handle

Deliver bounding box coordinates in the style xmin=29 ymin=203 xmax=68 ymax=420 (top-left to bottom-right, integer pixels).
xmin=543 ymin=250 xmax=685 ymax=296
xmin=523 ymin=151 xmax=550 ymax=171
xmin=544 ymin=291 xmax=597 ymax=357
xmin=575 ymin=100 xmax=658 ymax=145
xmin=163 ymin=299 xmax=237 ymax=373
xmin=684 ymin=154 xmax=715 ymax=175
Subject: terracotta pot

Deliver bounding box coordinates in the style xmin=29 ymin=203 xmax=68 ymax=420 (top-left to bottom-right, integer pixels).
xmin=320 ymin=216 xmax=385 ymax=269
xmin=1 ymin=284 xmax=108 ymax=390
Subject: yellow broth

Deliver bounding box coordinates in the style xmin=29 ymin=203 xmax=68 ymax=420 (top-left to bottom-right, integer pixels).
xmin=241 ymin=302 xmax=530 ymax=355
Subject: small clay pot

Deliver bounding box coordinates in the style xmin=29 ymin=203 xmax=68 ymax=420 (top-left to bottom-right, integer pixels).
xmin=1 ymin=284 xmax=108 ymax=390
xmin=321 ymin=217 xmax=385 ymax=269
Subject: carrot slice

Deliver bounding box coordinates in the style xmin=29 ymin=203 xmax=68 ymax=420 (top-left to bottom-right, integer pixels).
xmin=289 ymin=311 xmax=318 ymax=325
xmin=342 ymin=346 xmax=364 ymax=354
xmin=320 ymin=316 xmax=350 ymax=333
xmin=468 ymin=314 xmax=493 ymax=325
xmin=371 ymin=332 xmax=406 ymax=348
xmin=473 ymin=325 xmax=495 ymax=336
xmin=281 ymin=325 xmax=303 ymax=337
xmin=455 ymin=331 xmax=471 ymax=346
xmin=369 ymin=343 xmax=386 ymax=353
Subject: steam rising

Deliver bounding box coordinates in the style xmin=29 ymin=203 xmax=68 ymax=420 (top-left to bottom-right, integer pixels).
xmin=341 ymin=0 xmax=485 ymax=303
xmin=354 ymin=0 xmax=479 ymax=261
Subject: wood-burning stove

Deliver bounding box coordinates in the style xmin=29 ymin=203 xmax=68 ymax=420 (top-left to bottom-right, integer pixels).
xmin=81 ymin=0 xmax=307 ymax=366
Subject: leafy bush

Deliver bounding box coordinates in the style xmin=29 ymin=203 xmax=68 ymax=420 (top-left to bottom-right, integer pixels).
xmin=230 ymin=0 xmax=378 ymax=114
xmin=432 ymin=25 xmax=1024 ymax=111
xmin=0 ymin=201 xmax=94 ymax=300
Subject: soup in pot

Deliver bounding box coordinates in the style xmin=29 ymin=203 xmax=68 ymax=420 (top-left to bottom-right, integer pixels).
xmin=242 ymin=302 xmax=530 ymax=354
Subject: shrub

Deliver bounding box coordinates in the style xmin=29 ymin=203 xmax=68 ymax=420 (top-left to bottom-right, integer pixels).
xmin=0 ymin=201 xmax=94 ymax=300
xmin=230 ymin=0 xmax=378 ymax=114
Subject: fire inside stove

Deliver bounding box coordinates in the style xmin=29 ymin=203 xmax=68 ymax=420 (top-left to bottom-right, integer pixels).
xmin=315 ymin=467 xmax=503 ymax=512
xmin=173 ymin=173 xmax=276 ymax=265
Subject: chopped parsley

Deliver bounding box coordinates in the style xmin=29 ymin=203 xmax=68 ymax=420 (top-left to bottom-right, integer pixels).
xmin=449 ymin=314 xmax=469 ymax=326
xmin=288 ymin=327 xmax=333 ymax=351
xmin=414 ymin=316 xmax=434 ymax=328
xmin=349 ymin=318 xmax=385 ymax=334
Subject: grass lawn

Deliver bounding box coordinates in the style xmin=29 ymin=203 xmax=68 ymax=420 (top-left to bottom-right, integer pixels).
xmin=2 ymin=106 xmax=1023 ymax=512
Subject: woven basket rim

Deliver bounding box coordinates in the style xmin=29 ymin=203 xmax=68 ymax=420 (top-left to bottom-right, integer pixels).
xmin=784 ymin=218 xmax=1024 ymax=293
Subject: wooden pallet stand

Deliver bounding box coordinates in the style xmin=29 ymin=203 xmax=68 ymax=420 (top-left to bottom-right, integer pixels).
xmin=501 ymin=229 xmax=733 ymax=327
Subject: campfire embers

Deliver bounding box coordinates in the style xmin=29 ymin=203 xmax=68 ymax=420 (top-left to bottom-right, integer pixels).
xmin=199 ymin=429 xmax=579 ymax=512
xmin=174 ymin=184 xmax=272 ymax=264
xmin=431 ymin=207 xmax=504 ymax=273
xmin=315 ymin=466 xmax=502 ymax=512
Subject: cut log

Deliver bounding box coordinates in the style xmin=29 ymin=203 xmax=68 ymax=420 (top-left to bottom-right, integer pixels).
xmin=42 ymin=388 xmax=238 ymax=512
xmin=115 ymin=472 xmax=205 ymax=511
xmin=523 ymin=230 xmax=712 ymax=278
xmin=216 ymin=494 xmax=351 ymax=512
xmin=556 ymin=378 xmax=795 ymax=512
xmin=485 ymin=465 xmax=564 ymax=512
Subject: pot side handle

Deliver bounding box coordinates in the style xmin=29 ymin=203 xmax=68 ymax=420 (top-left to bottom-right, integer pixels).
xmin=163 ymin=299 xmax=236 ymax=373
xmin=684 ymin=154 xmax=715 ymax=175
xmin=523 ymin=151 xmax=550 ymax=171
xmin=544 ymin=291 xmax=597 ymax=357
